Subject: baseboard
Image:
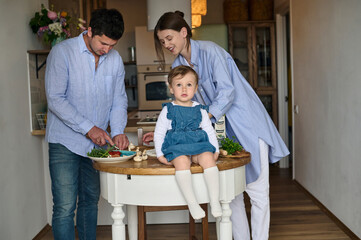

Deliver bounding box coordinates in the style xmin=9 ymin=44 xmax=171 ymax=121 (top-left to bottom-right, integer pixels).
xmin=293 ymin=180 xmax=360 ymax=240
xmin=32 ymin=224 xmax=51 ymax=240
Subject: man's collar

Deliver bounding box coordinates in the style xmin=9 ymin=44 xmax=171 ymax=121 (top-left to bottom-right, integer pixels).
xmin=78 ymin=31 xmax=89 ymax=53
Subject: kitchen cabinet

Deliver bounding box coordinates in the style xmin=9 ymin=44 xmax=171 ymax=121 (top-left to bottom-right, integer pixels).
xmin=228 ymin=21 xmax=278 ymax=126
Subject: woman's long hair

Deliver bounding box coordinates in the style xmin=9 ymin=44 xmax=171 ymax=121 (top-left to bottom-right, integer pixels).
xmin=153 ymin=11 xmax=192 ymax=64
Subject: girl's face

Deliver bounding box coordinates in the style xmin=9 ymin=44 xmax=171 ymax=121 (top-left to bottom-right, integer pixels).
xmin=169 ymin=73 xmax=198 ymax=106
xmin=157 ymin=27 xmax=188 ymax=56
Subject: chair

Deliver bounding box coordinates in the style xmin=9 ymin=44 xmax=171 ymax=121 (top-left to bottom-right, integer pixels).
xmin=137 ymin=204 xmax=209 ymax=240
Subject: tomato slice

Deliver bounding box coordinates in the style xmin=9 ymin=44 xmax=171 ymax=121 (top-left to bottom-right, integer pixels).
xmin=109 ymin=151 xmax=122 ymax=157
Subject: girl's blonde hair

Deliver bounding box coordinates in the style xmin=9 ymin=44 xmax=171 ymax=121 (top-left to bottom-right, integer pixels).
xmin=168 ymin=65 xmax=198 ymax=85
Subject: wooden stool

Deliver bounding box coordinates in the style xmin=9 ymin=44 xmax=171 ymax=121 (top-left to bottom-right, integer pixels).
xmin=137 ymin=204 xmax=209 ymax=240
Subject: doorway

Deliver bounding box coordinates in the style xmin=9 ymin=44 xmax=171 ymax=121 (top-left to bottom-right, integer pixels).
xmin=276 ymin=13 xmax=293 ymax=171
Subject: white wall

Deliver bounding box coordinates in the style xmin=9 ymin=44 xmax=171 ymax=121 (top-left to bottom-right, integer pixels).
xmin=108 ymin=0 xmax=148 ymax=61
xmin=291 ymin=0 xmax=361 ymax=237
xmin=0 ymin=0 xmax=49 ymax=239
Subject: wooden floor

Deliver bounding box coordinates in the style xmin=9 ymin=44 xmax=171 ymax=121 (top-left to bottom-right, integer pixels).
xmin=37 ymin=165 xmax=356 ymax=240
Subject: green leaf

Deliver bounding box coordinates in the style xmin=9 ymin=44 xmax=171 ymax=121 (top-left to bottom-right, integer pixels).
xmin=221 ymin=137 xmax=243 ymax=155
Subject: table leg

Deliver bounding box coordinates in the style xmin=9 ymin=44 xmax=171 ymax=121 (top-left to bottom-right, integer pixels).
xmin=216 ymin=216 xmax=221 ymax=240
xmin=127 ymin=205 xmax=138 ymax=240
xmin=219 ymin=200 xmax=233 ymax=240
xmin=111 ymin=203 xmax=126 ymax=240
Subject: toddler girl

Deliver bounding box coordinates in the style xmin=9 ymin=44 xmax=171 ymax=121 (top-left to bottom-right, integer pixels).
xmin=154 ymin=65 xmax=221 ymax=220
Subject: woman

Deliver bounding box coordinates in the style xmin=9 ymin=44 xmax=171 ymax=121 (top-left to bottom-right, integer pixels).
xmin=145 ymin=11 xmax=289 ymax=240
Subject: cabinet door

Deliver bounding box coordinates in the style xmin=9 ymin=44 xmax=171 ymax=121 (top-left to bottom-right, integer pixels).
xmin=228 ymin=22 xmax=278 ymax=127
xmin=228 ymin=24 xmax=253 ymax=86
xmin=257 ymin=90 xmax=278 ymax=128
xmin=252 ymin=23 xmax=276 ymax=90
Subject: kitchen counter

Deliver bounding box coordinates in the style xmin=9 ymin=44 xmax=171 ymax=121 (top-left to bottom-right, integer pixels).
xmin=124 ymin=118 xmax=155 ymax=133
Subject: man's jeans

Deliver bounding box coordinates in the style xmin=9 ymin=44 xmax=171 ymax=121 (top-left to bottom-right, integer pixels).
xmin=49 ymin=143 xmax=100 ymax=240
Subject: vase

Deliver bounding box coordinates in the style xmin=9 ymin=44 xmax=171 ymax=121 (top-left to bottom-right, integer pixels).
xmin=51 ymin=36 xmax=65 ymax=47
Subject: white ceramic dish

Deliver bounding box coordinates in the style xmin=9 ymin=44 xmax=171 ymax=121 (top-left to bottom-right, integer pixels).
xmin=146 ymin=149 xmax=157 ymax=157
xmin=89 ymin=152 xmax=136 ymax=163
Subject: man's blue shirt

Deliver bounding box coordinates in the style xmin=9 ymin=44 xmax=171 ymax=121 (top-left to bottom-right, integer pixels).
xmin=45 ymin=32 xmax=128 ymax=157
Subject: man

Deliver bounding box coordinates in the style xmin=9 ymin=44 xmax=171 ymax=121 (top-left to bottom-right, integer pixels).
xmin=45 ymin=8 xmax=129 ymax=240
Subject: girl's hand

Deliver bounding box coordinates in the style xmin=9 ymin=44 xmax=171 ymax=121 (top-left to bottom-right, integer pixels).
xmin=214 ymin=152 xmax=219 ymax=161
xmin=158 ymin=156 xmax=172 ymax=165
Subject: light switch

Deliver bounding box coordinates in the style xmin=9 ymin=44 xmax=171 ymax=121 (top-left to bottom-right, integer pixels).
xmin=294 ymin=105 xmax=299 ymax=114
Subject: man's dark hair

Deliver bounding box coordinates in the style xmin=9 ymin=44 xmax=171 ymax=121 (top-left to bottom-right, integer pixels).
xmin=89 ymin=9 xmax=124 ymax=40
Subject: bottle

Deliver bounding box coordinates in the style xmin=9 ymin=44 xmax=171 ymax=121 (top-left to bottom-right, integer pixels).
xmin=129 ymin=46 xmax=136 ymax=62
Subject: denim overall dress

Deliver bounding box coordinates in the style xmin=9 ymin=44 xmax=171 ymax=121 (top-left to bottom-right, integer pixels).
xmin=161 ymin=102 xmax=216 ymax=162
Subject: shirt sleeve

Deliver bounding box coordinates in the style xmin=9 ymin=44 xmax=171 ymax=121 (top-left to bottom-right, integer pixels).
xmin=200 ymin=108 xmax=219 ymax=152
xmin=45 ymin=46 xmax=94 ymax=135
xmin=154 ymin=106 xmax=171 ymax=157
xmin=204 ymin=45 xmax=236 ymax=122
xmin=109 ymin=59 xmax=128 ymax=137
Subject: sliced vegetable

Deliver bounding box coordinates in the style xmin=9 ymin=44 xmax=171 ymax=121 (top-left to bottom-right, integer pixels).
xmin=87 ymin=145 xmax=117 ymax=158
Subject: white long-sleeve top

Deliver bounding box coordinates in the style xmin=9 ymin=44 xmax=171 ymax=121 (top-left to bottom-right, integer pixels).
xmin=154 ymin=101 xmax=219 ymax=158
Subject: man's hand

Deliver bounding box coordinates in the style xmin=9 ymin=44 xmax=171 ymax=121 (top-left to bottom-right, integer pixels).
xmin=87 ymin=126 xmax=114 ymax=146
xmin=142 ymin=132 xmax=154 ymax=145
xmin=158 ymin=156 xmax=173 ymax=165
xmin=113 ymin=134 xmax=129 ymax=150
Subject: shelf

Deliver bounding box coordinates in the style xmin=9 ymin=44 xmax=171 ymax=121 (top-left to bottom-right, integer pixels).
xmin=32 ymin=129 xmax=46 ymax=136
xmin=28 ymin=50 xmax=50 ymax=79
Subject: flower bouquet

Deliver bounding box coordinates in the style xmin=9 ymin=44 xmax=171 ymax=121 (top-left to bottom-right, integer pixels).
xmin=29 ymin=4 xmax=86 ymax=46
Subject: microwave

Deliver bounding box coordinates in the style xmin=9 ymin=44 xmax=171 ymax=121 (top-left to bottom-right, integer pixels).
xmin=137 ymin=65 xmax=173 ymax=110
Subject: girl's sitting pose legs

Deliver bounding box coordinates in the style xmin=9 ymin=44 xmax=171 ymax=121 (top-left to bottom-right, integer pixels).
xmin=172 ymin=152 xmax=222 ymax=220
xmin=193 ymin=152 xmax=222 ymax=218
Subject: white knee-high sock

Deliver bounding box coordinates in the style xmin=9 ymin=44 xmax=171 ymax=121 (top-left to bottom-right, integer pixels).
xmin=203 ymin=166 xmax=222 ymax=218
xmin=175 ymin=170 xmax=205 ymax=220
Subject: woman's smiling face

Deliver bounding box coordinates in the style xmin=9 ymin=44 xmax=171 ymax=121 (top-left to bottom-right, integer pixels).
xmin=156 ymin=27 xmax=188 ymax=56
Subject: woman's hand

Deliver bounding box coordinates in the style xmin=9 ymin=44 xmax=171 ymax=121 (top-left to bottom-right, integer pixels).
xmin=158 ymin=155 xmax=172 ymax=165
xmin=143 ymin=132 xmax=154 ymax=145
